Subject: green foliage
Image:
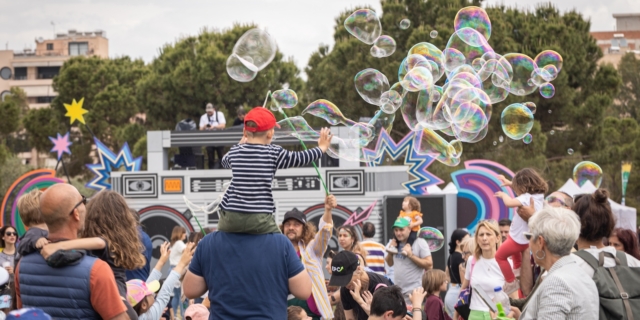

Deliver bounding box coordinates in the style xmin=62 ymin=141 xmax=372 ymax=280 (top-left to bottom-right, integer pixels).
xmin=137 ymin=25 xmax=304 ymax=130
xmin=23 ymin=107 xmax=64 ymax=153
xmin=616 ymin=53 xmax=640 ymax=120
xmin=0 ymin=155 xmax=32 ymax=200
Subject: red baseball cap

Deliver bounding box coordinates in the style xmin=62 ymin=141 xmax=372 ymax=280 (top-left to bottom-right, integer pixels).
xmin=244 ymin=107 xmax=281 ymax=132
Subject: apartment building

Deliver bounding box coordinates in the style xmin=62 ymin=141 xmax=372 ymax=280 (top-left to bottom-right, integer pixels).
xmin=0 ymin=30 xmax=108 ymax=165
xmin=591 ymin=14 xmax=640 ymax=66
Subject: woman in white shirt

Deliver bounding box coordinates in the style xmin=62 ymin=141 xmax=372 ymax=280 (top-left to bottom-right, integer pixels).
xmin=456 ymin=220 xmax=513 ymax=320
xmin=169 ymin=226 xmax=187 ymax=319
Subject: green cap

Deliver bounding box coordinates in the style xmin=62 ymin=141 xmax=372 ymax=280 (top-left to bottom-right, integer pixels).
xmin=393 ymin=217 xmax=410 ymax=229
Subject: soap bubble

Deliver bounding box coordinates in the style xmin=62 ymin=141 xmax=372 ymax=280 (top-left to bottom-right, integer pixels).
xmin=548 ymin=110 xmax=552 ymax=114
xmin=454 ymin=6 xmax=492 ymax=40
xmin=523 ymin=102 xmax=536 ymax=114
xmin=550 ymin=130 xmax=555 ymax=135
xmin=534 ymin=50 xmax=563 ymax=75
xmin=499 ymin=135 xmax=504 ymax=143
xmin=303 ymin=99 xmax=353 ymax=127
xmin=371 ymin=35 xmax=397 ymax=58
xmin=501 ymin=103 xmax=534 ymax=140
xmin=567 ymin=148 xmax=574 ymax=155
xmin=573 ymin=161 xmax=603 ymax=188
xmin=539 ymin=83 xmax=555 ymax=98
xmin=399 ymin=19 xmax=411 ymax=30
xmin=523 ymin=133 xmax=533 ymax=144
xmin=414 ymin=125 xmax=461 ymax=166
xmin=499 ymin=53 xmax=538 ymax=96
xmin=493 ymin=141 xmax=497 ymax=146
xmin=402 ymin=67 xmax=434 ymax=92
xmin=226 ymin=54 xmax=258 ymax=82
xmin=354 ymin=68 xmax=390 ymax=106
xmin=270 ymin=89 xmax=298 ymax=111
xmin=380 ymin=83 xmax=404 ymax=114
xmin=344 ymin=9 xmax=382 ymax=45
xmin=418 ymin=227 xmax=445 ymax=251
xmin=443 ymin=27 xmax=493 ymax=72
xmin=407 ymin=42 xmax=445 ymax=81
xmin=274 ymin=116 xmax=319 ymax=141
xmin=430 ymin=30 xmax=438 ymax=38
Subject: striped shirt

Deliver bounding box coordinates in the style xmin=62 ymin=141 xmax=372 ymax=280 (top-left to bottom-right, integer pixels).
xmin=361 ymin=240 xmax=386 ymax=275
xmin=220 ymin=143 xmax=322 ymax=214
xmin=298 ymin=218 xmax=334 ymax=319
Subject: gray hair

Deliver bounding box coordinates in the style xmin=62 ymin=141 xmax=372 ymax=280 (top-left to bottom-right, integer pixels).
xmin=528 ymin=204 xmax=581 ymax=257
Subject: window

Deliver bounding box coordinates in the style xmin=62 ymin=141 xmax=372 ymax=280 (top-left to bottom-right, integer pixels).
xmin=0 ymin=67 xmax=11 ymax=80
xmin=46 ymin=43 xmax=53 ymax=51
xmin=14 ymin=67 xmax=27 ymax=80
xmin=36 ymin=96 xmax=55 ymax=103
xmin=69 ymin=42 xmax=88 ymax=56
xmin=37 ymin=66 xmax=60 ymax=79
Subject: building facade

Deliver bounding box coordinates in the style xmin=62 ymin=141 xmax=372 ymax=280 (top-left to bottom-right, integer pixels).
xmin=591 ymin=14 xmax=640 ymax=66
xmin=0 ymin=30 xmax=108 ymax=165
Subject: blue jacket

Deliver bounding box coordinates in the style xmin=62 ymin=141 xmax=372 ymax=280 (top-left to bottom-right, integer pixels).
xmin=18 ymin=252 xmax=100 ymax=319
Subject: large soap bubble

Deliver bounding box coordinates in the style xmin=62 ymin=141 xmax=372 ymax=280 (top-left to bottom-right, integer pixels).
xmin=573 ymin=161 xmax=603 ymax=188
xmin=454 ymin=6 xmax=492 ymax=40
xmin=344 ymin=9 xmax=382 ymax=45
xmin=227 ymin=28 xmax=277 ymax=82
xmin=355 ymin=69 xmax=390 ymax=106
xmin=501 ymin=103 xmax=534 ymax=140
xmin=371 ymin=35 xmax=397 ymax=58
xmin=270 ymin=89 xmax=298 ymax=112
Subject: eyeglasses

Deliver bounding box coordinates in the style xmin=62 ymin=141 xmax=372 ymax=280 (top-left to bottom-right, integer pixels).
xmin=546 ymin=195 xmax=568 ymax=208
xmin=523 ymin=232 xmax=534 ymax=241
xmin=462 ymin=251 xmax=472 ymax=256
xmin=69 ymin=195 xmax=87 ymax=216
xmin=4 ymin=232 xmax=16 ymax=237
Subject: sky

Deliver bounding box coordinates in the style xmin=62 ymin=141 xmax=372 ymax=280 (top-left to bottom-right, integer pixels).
xmin=1 ymin=0 xmax=639 ymax=74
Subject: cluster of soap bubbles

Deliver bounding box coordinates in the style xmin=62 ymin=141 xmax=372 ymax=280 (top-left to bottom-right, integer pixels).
xmin=573 ymin=161 xmax=603 ymax=188
xmin=226 ymin=29 xmax=277 ymax=82
xmin=229 ymin=6 xmax=565 ymax=167
xmin=345 ymin=9 xmax=396 ymax=58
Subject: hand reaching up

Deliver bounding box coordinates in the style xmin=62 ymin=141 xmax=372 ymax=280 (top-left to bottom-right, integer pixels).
xmin=317 ymin=128 xmax=332 ymax=153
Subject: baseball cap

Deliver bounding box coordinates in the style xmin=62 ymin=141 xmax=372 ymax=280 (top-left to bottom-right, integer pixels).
xmin=7 ymin=309 xmax=51 ymax=320
xmin=393 ymin=217 xmax=411 ymax=229
xmin=283 ymin=208 xmax=306 ymax=225
xmin=244 ymin=107 xmax=280 ymax=132
xmin=328 ymin=251 xmax=360 ymax=287
xmin=126 ymin=279 xmax=160 ymax=307
xmin=205 ymin=103 xmax=215 ymax=111
xmin=185 ymin=304 xmax=210 ymax=320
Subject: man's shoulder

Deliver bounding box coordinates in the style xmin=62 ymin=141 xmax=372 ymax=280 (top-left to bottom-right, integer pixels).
xmin=361 ymin=240 xmax=385 ymax=249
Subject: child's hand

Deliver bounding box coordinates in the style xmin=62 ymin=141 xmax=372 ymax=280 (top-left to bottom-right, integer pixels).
xmin=349 ymin=279 xmax=364 ymax=304
xmin=497 ymin=175 xmax=512 ymax=186
xmin=159 ymin=242 xmax=171 ymax=262
xmin=409 ymin=287 xmax=427 ymax=309
xmin=35 ymin=237 xmax=49 ymax=249
xmin=177 ymin=242 xmax=196 ymax=269
xmin=325 ymin=194 xmax=337 ymax=210
xmin=495 ymin=191 xmax=507 ymax=199
xmin=317 ymin=128 xmax=332 ymax=152
xmin=362 ymin=290 xmax=373 ymax=306
xmin=41 ymin=242 xmax=64 ymax=260
xmin=402 ymin=244 xmax=413 ymax=257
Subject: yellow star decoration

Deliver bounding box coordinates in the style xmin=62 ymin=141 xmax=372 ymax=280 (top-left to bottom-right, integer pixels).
xmin=64 ymin=98 xmax=88 ymax=125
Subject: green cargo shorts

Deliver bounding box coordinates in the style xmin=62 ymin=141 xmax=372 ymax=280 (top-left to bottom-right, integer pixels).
xmin=218 ymin=210 xmax=281 ymax=234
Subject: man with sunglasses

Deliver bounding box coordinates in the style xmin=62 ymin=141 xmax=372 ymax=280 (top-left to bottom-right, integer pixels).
xmin=15 ymin=184 xmax=128 ymax=319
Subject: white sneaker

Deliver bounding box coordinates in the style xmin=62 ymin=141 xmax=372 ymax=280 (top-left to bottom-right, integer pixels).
xmin=503 ymin=280 xmax=520 ymax=295
xmin=513 ymin=267 xmax=521 ymax=277
xmin=387 ymin=247 xmax=398 ymax=254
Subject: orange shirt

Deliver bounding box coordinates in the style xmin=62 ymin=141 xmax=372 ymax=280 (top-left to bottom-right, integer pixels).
xmin=398 ymin=210 xmax=423 ymax=232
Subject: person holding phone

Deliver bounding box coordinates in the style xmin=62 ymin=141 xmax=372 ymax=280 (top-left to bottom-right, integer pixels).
xmin=199 ymin=103 xmax=226 ymax=169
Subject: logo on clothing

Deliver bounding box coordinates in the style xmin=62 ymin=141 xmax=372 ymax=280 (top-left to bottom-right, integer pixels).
xmin=332 ymin=266 xmax=344 ymax=273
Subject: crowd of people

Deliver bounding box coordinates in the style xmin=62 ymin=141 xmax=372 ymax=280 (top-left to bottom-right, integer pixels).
xmin=1 ymin=106 xmax=639 ymax=320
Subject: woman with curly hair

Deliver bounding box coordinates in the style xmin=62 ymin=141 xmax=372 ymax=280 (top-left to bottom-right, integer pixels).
xmin=609 ymin=228 xmax=640 ymax=260
xmin=42 ymin=190 xmax=145 ymax=319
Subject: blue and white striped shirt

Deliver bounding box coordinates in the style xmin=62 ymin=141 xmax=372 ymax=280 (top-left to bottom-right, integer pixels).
xmin=220 ymin=143 xmax=322 ymax=214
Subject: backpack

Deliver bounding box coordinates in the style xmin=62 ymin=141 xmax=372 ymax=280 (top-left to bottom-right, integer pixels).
xmin=575 ymin=250 xmax=640 ymax=320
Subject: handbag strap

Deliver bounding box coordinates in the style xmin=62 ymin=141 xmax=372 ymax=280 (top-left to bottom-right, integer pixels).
xmin=608 ymin=265 xmax=634 ymax=320
xmin=468 ymin=257 xmax=477 ymax=286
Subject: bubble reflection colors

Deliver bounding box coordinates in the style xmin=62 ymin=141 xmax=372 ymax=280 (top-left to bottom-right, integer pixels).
xmin=399 ymin=19 xmax=411 ymax=30
xmin=454 ymin=6 xmax=492 ymax=40
xmin=354 ymin=68 xmax=390 ymax=106
xmin=534 ymin=50 xmax=563 ymax=74
xmin=523 ymin=101 xmax=536 ymax=114
xmin=270 ymin=89 xmax=298 ymax=111
xmin=344 ymin=9 xmax=382 ymax=45
xmin=402 ymin=67 xmax=434 ymax=92
xmin=302 ymin=99 xmax=354 ymax=127
xmin=499 ymin=53 xmax=539 ymax=96
xmin=501 ymin=103 xmax=534 ymax=140
xmin=573 ymin=161 xmax=603 ymax=188
xmin=430 ymin=30 xmax=438 ymax=38
xmin=371 ymin=35 xmax=397 ymax=58
xmin=231 ymin=28 xmax=277 ymax=71
xmin=274 ymin=116 xmax=319 ymax=141
xmin=443 ymin=28 xmax=493 ymax=72
xmin=226 ymin=54 xmax=258 ymax=82
xmin=414 ymin=126 xmax=462 ymax=167
xmin=539 ymin=83 xmax=555 ymax=98
xmin=567 ymin=148 xmax=574 ymax=155
xmin=523 ymin=133 xmax=532 ymax=144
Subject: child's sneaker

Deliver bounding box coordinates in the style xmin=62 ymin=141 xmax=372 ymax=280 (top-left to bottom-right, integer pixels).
xmin=386 ymin=246 xmax=398 ymax=254
xmin=503 ymin=279 xmax=520 ymax=295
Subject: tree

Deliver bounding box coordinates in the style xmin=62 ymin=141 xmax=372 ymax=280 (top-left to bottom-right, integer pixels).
xmin=137 ymin=25 xmax=304 ymax=130
xmin=616 ymin=53 xmax=640 ymax=120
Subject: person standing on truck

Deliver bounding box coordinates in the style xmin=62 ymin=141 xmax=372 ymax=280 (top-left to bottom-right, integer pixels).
xmin=199 ymin=103 xmax=226 ymax=169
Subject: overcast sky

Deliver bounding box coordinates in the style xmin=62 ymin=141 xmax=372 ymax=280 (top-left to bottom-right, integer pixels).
xmin=1 ymin=0 xmax=639 ymax=73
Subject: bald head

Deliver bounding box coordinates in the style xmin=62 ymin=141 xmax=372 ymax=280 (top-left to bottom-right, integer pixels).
xmin=40 ymin=184 xmax=84 ymax=233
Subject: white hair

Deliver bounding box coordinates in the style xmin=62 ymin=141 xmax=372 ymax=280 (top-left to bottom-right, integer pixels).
xmin=528 ymin=204 xmax=581 ymax=257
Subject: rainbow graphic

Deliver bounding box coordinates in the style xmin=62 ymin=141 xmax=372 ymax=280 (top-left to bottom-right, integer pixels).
xmin=1 ymin=169 xmax=64 ymax=235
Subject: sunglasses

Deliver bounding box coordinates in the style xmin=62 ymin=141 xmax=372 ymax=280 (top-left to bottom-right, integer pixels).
xmin=523 ymin=232 xmax=534 ymax=241
xmin=69 ymin=195 xmax=87 ymax=216
xmin=4 ymin=232 xmax=16 ymax=237
xmin=546 ymin=195 xmax=568 ymax=208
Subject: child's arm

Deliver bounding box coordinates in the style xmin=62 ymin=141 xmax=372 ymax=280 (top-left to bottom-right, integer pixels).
xmin=40 ymin=237 xmax=106 ymax=260
xmin=275 ymin=128 xmax=331 ymax=169
xmin=152 ymin=242 xmax=171 ymax=275
xmin=495 ymin=192 xmax=523 ymax=208
xmin=497 ymin=175 xmax=512 ymax=187
xmin=410 ymin=215 xmax=423 ymax=228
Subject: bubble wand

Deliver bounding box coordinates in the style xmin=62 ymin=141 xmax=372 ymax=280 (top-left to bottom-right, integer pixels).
xmin=264 ymin=91 xmax=329 ymax=195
